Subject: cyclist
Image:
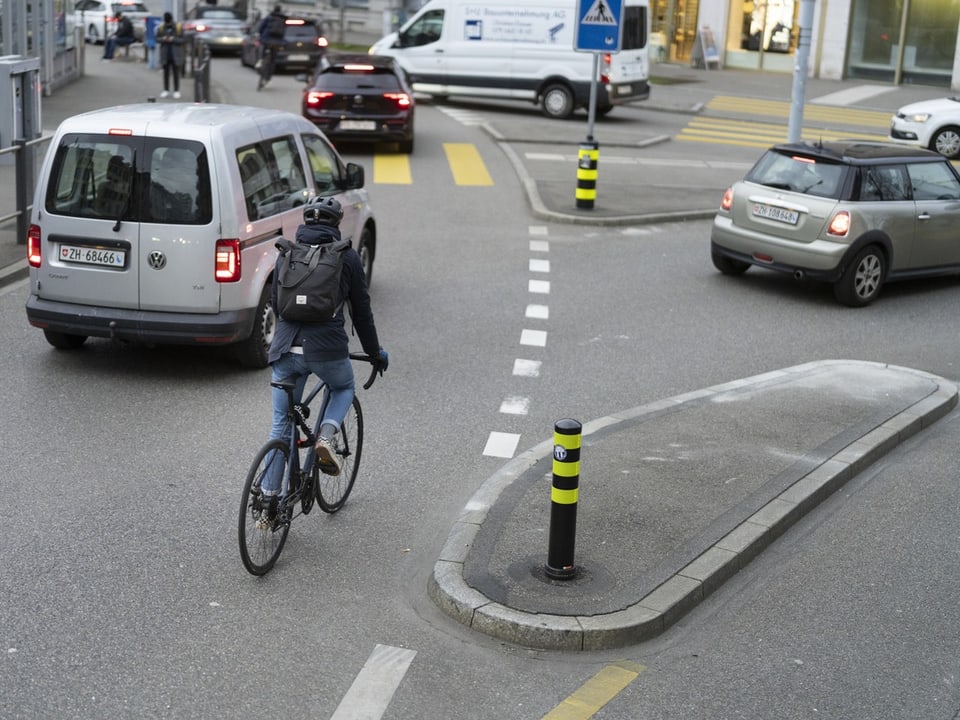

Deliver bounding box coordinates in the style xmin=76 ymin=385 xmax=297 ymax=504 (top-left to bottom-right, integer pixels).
xmin=256 ymin=3 xmax=287 ymax=84
xmin=260 ymin=196 xmax=388 ymax=522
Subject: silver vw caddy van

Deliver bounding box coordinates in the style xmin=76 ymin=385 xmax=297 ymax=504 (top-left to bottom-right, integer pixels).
xmin=25 ymin=103 xmax=377 ymax=368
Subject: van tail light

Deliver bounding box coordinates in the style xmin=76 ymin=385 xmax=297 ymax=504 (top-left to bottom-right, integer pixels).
xmin=827 ymin=211 xmax=850 ymax=237
xmin=27 ymin=224 xmax=42 ymax=267
xmin=316 ymin=36 xmax=328 ymax=48
xmin=600 ymin=53 xmax=611 ymax=84
xmin=215 ymin=239 xmax=241 ymax=282
xmin=384 ymin=92 xmax=411 ymax=108
xmin=720 ymin=188 xmax=733 ymax=211
xmin=306 ymin=90 xmax=334 ymax=108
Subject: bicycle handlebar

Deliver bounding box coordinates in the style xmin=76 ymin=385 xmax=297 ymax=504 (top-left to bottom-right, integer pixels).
xmin=349 ymin=353 xmax=383 ymax=390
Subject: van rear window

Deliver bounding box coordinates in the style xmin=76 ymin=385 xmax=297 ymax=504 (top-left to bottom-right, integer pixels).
xmin=45 ymin=135 xmax=212 ymax=225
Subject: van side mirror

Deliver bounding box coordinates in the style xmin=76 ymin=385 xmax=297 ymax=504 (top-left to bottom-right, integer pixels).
xmin=345 ymin=162 xmax=364 ymax=189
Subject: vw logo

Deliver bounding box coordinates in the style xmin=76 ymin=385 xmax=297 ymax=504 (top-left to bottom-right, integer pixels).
xmin=148 ymin=250 xmax=167 ymax=270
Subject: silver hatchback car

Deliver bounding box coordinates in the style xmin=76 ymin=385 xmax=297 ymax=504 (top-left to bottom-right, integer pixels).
xmin=710 ymin=141 xmax=960 ymax=306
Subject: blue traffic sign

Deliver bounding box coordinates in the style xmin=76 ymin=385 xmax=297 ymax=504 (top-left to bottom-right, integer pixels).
xmin=574 ymin=0 xmax=623 ymax=52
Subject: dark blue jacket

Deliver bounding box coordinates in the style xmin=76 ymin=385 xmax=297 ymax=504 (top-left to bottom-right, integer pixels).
xmin=267 ymin=223 xmax=381 ymax=364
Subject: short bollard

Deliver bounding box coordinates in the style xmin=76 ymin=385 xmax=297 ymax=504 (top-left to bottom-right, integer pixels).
xmin=575 ymin=140 xmax=599 ymax=210
xmin=545 ymin=418 xmax=582 ymax=580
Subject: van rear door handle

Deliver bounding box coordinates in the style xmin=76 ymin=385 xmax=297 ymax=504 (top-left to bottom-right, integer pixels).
xmin=918 ymin=213 xmax=931 ymax=221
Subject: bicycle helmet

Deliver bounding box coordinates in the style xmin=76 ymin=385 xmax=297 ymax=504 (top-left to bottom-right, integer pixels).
xmin=303 ymin=196 xmax=343 ymax=227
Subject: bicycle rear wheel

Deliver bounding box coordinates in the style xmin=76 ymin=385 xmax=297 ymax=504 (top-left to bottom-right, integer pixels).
xmin=317 ymin=395 xmax=363 ymax=513
xmin=239 ymin=439 xmax=291 ymax=575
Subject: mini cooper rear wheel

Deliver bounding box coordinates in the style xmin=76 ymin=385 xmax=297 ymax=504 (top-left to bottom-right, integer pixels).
xmin=834 ymin=245 xmax=885 ymax=307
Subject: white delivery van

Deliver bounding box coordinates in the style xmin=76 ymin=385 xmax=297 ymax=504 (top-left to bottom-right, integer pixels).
xmin=369 ymin=0 xmax=650 ymax=119
xmin=25 ymin=104 xmax=377 ymax=368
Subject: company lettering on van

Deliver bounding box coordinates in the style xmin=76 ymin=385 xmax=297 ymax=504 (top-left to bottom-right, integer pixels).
xmin=459 ymin=5 xmax=571 ymax=44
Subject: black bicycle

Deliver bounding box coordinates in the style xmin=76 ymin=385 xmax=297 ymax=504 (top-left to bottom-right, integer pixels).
xmin=239 ymin=353 xmax=380 ymax=575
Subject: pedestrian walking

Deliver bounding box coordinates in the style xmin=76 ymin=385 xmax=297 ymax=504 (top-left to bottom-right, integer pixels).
xmin=157 ymin=12 xmax=185 ymax=99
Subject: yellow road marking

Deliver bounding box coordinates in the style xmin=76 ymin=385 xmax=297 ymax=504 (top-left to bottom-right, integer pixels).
xmin=444 ymin=142 xmax=494 ymax=186
xmin=542 ymin=661 xmax=646 ymax=719
xmin=373 ymin=154 xmax=412 ymax=184
xmin=707 ymin=95 xmax=892 ymax=128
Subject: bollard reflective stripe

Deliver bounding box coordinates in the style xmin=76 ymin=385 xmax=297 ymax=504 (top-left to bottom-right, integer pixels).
xmin=546 ymin=418 xmax=582 ymax=579
xmin=576 ymin=141 xmax=599 ymax=210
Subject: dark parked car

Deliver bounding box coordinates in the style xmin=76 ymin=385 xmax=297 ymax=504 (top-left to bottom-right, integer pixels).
xmin=711 ymin=140 xmax=960 ymax=306
xmin=300 ymin=53 xmax=415 ymax=153
xmin=240 ymin=15 xmax=327 ymax=72
xmin=183 ymin=5 xmax=248 ymax=54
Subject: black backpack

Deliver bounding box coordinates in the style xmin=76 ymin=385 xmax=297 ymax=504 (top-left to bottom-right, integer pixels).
xmin=266 ymin=13 xmax=286 ymax=40
xmin=274 ymin=238 xmax=350 ymax=322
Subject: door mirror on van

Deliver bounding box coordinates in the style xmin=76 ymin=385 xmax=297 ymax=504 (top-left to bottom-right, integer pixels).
xmin=345 ymin=162 xmax=365 ymax=190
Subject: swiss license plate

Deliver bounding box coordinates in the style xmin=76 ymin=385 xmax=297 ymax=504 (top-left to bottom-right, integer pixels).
xmin=752 ymin=203 xmax=799 ymax=225
xmin=339 ymin=120 xmax=376 ymax=131
xmin=617 ymin=84 xmax=632 ymax=95
xmin=286 ymin=53 xmax=309 ymax=62
xmin=59 ymin=243 xmax=125 ymax=268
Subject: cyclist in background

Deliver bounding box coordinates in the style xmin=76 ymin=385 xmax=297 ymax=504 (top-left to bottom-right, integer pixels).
xmin=256 ymin=3 xmax=287 ymax=81
xmin=260 ymin=196 xmax=388 ymax=522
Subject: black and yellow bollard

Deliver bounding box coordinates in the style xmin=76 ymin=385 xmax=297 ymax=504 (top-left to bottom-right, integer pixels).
xmin=575 ymin=140 xmax=599 ymax=210
xmin=545 ymin=418 xmax=582 ymax=580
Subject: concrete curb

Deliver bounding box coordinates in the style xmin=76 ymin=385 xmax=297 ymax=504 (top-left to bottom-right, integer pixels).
xmin=484 ymin=123 xmax=719 ymax=227
xmin=427 ymin=360 xmax=958 ymax=651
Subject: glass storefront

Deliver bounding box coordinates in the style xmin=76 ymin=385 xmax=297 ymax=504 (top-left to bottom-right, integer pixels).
xmin=650 ymin=0 xmax=700 ymax=63
xmin=724 ymin=0 xmax=800 ymax=71
xmin=848 ymin=0 xmax=960 ymax=86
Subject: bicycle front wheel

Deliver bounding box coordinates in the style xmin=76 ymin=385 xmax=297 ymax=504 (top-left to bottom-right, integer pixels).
xmin=317 ymin=395 xmax=363 ymax=513
xmin=239 ymin=439 xmax=291 ymax=575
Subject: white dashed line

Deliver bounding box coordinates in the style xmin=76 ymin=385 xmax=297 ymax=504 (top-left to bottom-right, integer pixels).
xmin=513 ymin=358 xmax=542 ymax=377
xmin=526 ymin=304 xmax=549 ymax=319
xmin=329 ymin=644 xmax=417 ymax=720
xmin=529 ymin=258 xmax=550 ymax=273
xmin=500 ymin=396 xmax=530 ymax=415
xmin=529 ymin=279 xmax=551 ymax=294
xmin=484 ymin=431 xmax=521 ymax=457
xmin=520 ymin=329 xmax=547 ymax=347
xmin=530 ymin=239 xmax=549 ymax=252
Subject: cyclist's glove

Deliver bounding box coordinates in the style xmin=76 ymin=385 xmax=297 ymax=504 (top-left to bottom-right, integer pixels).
xmin=376 ymin=348 xmax=389 ymax=375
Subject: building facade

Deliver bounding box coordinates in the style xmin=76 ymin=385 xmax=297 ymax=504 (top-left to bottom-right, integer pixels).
xmin=653 ymin=0 xmax=960 ymax=89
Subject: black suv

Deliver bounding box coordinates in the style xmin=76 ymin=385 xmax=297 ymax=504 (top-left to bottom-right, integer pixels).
xmin=241 ymin=15 xmax=327 ymax=72
xmin=300 ymin=53 xmax=415 ymax=153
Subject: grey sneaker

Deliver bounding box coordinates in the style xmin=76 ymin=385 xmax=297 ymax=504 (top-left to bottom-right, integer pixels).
xmin=256 ymin=492 xmax=278 ymax=529
xmin=315 ymin=436 xmax=341 ymax=476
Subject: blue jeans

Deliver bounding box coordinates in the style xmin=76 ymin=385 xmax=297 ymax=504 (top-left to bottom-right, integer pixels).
xmin=103 ymin=35 xmax=135 ymax=59
xmin=262 ymin=353 xmax=355 ymax=496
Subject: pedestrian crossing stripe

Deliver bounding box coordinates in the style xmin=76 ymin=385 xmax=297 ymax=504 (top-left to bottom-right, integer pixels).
xmin=370 ymin=142 xmax=494 ymax=186
xmin=581 ymin=0 xmax=617 ymax=24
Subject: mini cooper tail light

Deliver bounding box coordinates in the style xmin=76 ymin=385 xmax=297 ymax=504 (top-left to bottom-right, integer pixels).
xmin=27 ymin=224 xmax=41 ymax=267
xmin=215 ymin=239 xmax=241 ymax=282
xmin=828 ymin=210 xmax=851 ymax=237
xmin=720 ymin=188 xmax=733 ymax=211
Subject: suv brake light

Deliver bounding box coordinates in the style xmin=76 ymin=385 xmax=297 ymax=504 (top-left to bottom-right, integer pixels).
xmin=384 ymin=92 xmax=411 ymax=108
xmin=215 ymin=239 xmax=241 ymax=282
xmin=306 ymin=90 xmax=334 ymax=108
xmin=317 ymin=37 xmax=328 ymax=48
xmin=27 ymin=224 xmax=41 ymax=267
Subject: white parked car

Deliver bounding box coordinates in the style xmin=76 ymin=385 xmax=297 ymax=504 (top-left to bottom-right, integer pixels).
xmin=67 ymin=0 xmax=149 ymax=45
xmin=890 ymin=96 xmax=960 ymax=159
